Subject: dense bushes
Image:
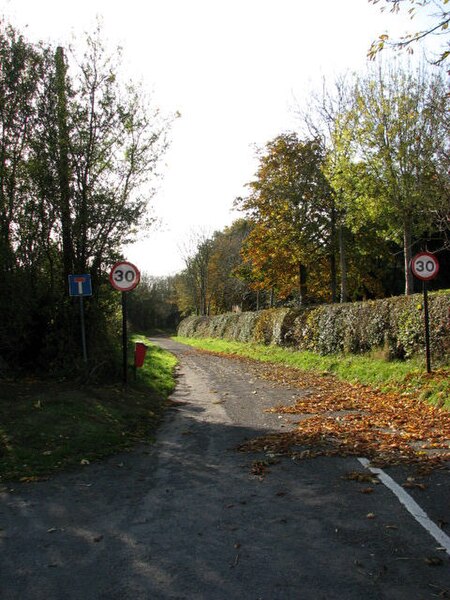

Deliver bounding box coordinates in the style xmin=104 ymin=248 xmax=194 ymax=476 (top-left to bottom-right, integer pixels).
xmin=177 ymin=292 xmax=450 ymax=363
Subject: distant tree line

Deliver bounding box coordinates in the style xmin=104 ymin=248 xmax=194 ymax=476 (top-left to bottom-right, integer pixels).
xmin=127 ymin=275 xmax=180 ymax=333
xmin=0 ymin=21 xmax=173 ymax=372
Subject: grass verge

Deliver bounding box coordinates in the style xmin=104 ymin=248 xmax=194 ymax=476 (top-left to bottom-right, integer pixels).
xmin=174 ymin=336 xmax=450 ymax=409
xmin=131 ymin=334 xmax=178 ymax=397
xmin=0 ymin=338 xmax=177 ymax=482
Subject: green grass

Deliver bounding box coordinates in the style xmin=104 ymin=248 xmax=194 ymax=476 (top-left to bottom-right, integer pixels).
xmin=174 ymin=336 xmax=450 ymax=409
xmin=0 ymin=338 xmax=177 ymax=482
xmin=131 ymin=334 xmax=178 ymax=396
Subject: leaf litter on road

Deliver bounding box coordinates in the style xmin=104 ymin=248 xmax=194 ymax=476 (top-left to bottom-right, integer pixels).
xmin=219 ymin=355 xmax=450 ymax=472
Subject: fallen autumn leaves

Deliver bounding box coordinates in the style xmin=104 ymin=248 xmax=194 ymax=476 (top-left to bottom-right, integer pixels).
xmin=233 ymin=358 xmax=450 ymax=472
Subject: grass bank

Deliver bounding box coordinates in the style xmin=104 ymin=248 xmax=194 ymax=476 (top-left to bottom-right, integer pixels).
xmin=174 ymin=336 xmax=450 ymax=409
xmin=0 ymin=338 xmax=177 ymax=482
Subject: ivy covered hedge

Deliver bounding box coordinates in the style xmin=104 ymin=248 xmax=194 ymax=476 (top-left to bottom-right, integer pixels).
xmin=177 ymin=291 xmax=450 ymax=362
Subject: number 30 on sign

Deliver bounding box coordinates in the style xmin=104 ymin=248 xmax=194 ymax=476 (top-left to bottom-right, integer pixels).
xmin=410 ymin=252 xmax=439 ymax=281
xmin=109 ymin=261 xmax=140 ymax=291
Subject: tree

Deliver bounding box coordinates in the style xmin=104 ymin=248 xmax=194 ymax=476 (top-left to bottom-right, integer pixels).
xmin=174 ymin=221 xmax=255 ymax=316
xmin=128 ymin=275 xmax=180 ymax=332
xmin=235 ymin=133 xmax=336 ymax=305
xmin=0 ymin=25 xmax=41 ymax=268
xmin=207 ymin=220 xmax=253 ymax=313
xmin=0 ymin=23 xmax=50 ymax=360
xmin=345 ymin=64 xmax=448 ymax=295
xmin=368 ymin=0 xmax=450 ymax=63
xmin=178 ymin=230 xmax=214 ymax=315
xmin=298 ymin=74 xmax=357 ymax=302
xmin=0 ymin=20 xmax=174 ymax=371
xmin=62 ymin=28 xmax=172 ymax=282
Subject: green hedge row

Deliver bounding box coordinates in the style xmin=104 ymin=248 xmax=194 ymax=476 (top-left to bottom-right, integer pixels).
xmin=177 ymin=291 xmax=450 ymax=362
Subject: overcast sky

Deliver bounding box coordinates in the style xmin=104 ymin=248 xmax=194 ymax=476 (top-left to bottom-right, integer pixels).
xmin=0 ymin=0 xmax=438 ymax=276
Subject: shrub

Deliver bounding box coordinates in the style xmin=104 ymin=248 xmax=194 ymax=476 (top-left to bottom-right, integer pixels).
xmin=252 ymin=309 xmax=278 ymax=344
xmin=177 ymin=291 xmax=450 ymax=363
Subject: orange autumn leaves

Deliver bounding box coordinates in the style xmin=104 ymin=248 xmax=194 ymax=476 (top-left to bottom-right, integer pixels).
xmin=237 ymin=362 xmax=450 ymax=471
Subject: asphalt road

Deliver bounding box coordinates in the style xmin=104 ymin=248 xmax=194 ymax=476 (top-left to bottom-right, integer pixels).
xmin=0 ymin=337 xmax=449 ymax=599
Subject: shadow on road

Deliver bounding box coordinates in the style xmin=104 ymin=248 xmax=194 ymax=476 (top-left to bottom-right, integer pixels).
xmin=1 ymin=396 xmax=449 ymax=600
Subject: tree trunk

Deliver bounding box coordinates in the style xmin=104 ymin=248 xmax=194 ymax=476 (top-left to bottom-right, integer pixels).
xmin=200 ymin=271 xmax=208 ymax=316
xmin=330 ymin=202 xmax=338 ymax=303
xmin=55 ymin=47 xmax=74 ymax=281
xmin=339 ymin=225 xmax=348 ymax=303
xmin=403 ymin=215 xmax=414 ymax=295
xmin=298 ymin=262 xmax=308 ymax=306
xmin=329 ymin=253 xmax=337 ymax=303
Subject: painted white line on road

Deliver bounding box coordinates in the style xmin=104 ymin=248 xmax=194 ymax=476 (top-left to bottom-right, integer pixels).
xmin=358 ymin=457 xmax=450 ymax=557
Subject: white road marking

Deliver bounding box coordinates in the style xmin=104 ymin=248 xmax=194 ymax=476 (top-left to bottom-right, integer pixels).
xmin=358 ymin=457 xmax=450 ymax=557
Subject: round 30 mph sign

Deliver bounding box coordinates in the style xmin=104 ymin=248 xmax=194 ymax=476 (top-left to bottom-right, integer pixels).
xmin=109 ymin=261 xmax=140 ymax=291
xmin=410 ymin=252 xmax=439 ymax=281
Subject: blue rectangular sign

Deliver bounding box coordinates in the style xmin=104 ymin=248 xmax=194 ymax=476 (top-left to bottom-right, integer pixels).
xmin=68 ymin=274 xmax=92 ymax=297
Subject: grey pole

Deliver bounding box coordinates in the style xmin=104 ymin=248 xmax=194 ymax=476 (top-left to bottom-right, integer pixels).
xmin=423 ymin=280 xmax=432 ymax=374
xmin=122 ymin=291 xmax=128 ymax=384
xmin=79 ymin=296 xmax=88 ymax=363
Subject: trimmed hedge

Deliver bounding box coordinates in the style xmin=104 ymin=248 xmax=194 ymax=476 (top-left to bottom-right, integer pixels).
xmin=177 ymin=292 xmax=450 ymax=362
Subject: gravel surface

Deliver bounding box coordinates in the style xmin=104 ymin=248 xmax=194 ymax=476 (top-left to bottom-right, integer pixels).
xmin=0 ymin=337 xmax=449 ymax=599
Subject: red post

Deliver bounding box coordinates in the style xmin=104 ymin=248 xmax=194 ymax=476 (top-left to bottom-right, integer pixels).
xmin=134 ymin=342 xmax=148 ymax=368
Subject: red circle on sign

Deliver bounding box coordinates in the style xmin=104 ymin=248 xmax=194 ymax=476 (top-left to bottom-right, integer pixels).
xmin=109 ymin=261 xmax=140 ymax=291
xmin=410 ymin=252 xmax=439 ymax=281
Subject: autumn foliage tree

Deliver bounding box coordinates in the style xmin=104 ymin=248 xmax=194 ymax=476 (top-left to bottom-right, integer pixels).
xmin=207 ymin=220 xmax=253 ymax=313
xmin=175 ymin=220 xmax=254 ymax=316
xmin=235 ymin=133 xmax=337 ymax=305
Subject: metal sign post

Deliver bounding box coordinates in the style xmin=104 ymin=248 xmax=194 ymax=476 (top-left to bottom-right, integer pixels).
xmin=410 ymin=252 xmax=440 ymax=374
xmin=122 ymin=290 xmax=128 ymax=384
xmin=79 ymin=296 xmax=88 ymax=364
xmin=109 ymin=261 xmax=140 ymax=384
xmin=422 ymin=280 xmax=431 ymax=374
xmin=68 ymin=274 xmax=92 ymax=363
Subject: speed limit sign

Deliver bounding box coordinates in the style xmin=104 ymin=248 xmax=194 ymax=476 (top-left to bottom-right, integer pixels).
xmin=410 ymin=252 xmax=439 ymax=281
xmin=109 ymin=261 xmax=140 ymax=291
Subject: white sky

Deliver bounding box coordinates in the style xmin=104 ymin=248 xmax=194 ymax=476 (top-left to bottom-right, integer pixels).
xmin=0 ymin=0 xmax=438 ymax=276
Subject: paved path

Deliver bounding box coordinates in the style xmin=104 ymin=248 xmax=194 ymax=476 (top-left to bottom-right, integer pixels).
xmin=0 ymin=337 xmax=449 ymax=599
